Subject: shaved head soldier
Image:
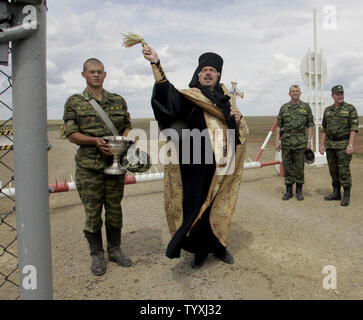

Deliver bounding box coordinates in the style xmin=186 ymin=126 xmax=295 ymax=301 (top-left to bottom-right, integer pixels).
xmin=63 ymin=58 xmax=132 ymax=276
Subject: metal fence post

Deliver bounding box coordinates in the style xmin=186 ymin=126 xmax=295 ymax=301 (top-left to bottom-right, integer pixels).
xmin=12 ymin=1 xmax=52 ymax=299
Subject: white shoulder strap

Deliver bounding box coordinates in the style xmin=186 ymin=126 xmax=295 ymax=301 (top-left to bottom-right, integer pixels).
xmin=84 ymin=95 xmax=119 ymax=136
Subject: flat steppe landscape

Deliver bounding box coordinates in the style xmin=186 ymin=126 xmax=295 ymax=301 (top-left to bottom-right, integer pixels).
xmin=1 ymin=116 xmax=362 ymax=300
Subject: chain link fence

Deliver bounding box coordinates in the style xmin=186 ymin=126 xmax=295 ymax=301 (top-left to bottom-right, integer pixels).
xmin=0 ymin=59 xmax=20 ymax=300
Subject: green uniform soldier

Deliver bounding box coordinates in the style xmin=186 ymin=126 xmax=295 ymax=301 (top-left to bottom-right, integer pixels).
xmin=319 ymin=85 xmax=359 ymax=206
xmin=63 ymin=58 xmax=133 ymax=276
xmin=275 ymin=85 xmax=314 ymax=201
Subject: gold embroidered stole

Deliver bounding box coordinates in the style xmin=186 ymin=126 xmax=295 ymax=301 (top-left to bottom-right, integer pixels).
xmin=164 ymin=87 xmax=249 ymax=246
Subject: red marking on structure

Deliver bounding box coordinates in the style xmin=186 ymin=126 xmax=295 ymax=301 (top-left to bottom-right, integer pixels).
xmin=255 ymin=118 xmax=278 ymax=162
xmin=260 ymin=160 xmax=281 ymax=167
xmin=255 ymin=149 xmax=264 ymax=162
xmin=49 ymin=180 xmax=69 ymax=193
xmin=125 ymin=175 xmax=137 ymax=184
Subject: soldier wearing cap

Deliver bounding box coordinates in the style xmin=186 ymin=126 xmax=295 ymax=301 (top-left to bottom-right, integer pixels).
xmin=275 ymin=85 xmax=314 ymax=201
xmin=319 ymin=85 xmax=359 ymax=206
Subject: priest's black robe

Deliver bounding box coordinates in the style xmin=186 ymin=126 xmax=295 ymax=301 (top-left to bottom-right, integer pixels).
xmin=152 ymin=80 xmax=226 ymax=258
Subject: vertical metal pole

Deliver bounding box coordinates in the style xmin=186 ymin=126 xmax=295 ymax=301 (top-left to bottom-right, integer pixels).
xmin=12 ymin=1 xmax=52 ymax=299
xmin=320 ymin=48 xmax=324 ymax=136
xmin=313 ymin=9 xmax=319 ymax=153
xmin=308 ymin=48 xmax=312 ymax=145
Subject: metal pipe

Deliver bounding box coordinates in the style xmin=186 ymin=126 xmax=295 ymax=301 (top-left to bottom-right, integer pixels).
xmin=243 ymin=161 xmax=261 ymax=169
xmin=1 ymin=158 xmax=287 ymax=200
xmin=133 ymin=172 xmax=164 ymax=183
xmin=260 ymin=160 xmax=281 ymax=167
xmin=255 ymin=118 xmax=277 ymax=161
xmin=12 ymin=2 xmax=53 ymax=299
xmin=0 ymin=20 xmax=37 ymax=43
xmin=313 ymin=9 xmax=319 ymax=154
xmin=308 ymin=48 xmax=312 ymax=148
xmin=318 ymin=48 xmax=324 ymax=153
xmin=1 ymin=173 xmax=167 ymax=198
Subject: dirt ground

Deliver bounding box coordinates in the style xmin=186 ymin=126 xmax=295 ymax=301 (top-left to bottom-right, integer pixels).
xmin=1 ymin=126 xmax=363 ymax=300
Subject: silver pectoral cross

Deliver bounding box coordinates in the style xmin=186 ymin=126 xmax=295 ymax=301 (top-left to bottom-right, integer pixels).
xmin=227 ymin=81 xmax=244 ymax=110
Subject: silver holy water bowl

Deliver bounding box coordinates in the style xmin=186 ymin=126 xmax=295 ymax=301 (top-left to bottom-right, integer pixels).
xmin=103 ymin=136 xmax=133 ymax=175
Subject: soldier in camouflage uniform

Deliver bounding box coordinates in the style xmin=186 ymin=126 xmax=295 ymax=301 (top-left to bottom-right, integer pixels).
xmin=275 ymin=85 xmax=314 ymax=201
xmin=63 ymin=58 xmax=133 ymax=276
xmin=319 ymin=85 xmax=359 ymax=206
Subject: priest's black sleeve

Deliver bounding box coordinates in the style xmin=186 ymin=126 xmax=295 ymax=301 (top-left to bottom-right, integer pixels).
xmin=151 ymin=80 xmax=193 ymax=131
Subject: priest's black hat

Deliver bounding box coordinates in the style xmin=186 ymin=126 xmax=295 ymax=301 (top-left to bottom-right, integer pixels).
xmin=189 ymin=52 xmax=223 ymax=88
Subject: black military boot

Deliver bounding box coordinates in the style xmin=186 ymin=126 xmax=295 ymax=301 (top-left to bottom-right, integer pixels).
xmin=106 ymin=226 xmax=132 ymax=267
xmin=282 ymin=184 xmax=293 ymax=200
xmin=191 ymin=251 xmax=208 ymax=269
xmin=341 ymin=186 xmax=351 ymax=207
xmin=214 ymin=248 xmax=234 ymax=264
xmin=84 ymin=230 xmax=106 ymax=276
xmin=324 ymin=183 xmax=341 ymax=201
xmin=296 ymin=183 xmax=304 ymax=201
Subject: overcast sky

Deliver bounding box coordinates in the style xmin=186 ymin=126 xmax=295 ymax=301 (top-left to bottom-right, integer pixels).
xmin=1 ymin=0 xmax=362 ymax=120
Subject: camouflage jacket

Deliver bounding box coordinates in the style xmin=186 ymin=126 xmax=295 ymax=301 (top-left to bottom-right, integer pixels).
xmin=322 ymin=101 xmax=359 ymax=149
xmin=277 ymin=100 xmax=314 ymax=149
xmin=63 ymin=87 xmax=132 ymax=170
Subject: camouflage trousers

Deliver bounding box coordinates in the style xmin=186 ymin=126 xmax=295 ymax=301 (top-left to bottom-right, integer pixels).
xmin=326 ymin=148 xmax=352 ymax=187
xmin=282 ymin=148 xmax=305 ymax=185
xmin=75 ymin=165 xmax=125 ymax=233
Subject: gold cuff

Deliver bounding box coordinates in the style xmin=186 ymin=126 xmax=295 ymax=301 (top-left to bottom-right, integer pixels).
xmin=151 ymin=60 xmax=167 ymax=83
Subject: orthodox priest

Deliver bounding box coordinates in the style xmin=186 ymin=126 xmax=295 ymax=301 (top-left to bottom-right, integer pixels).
xmin=142 ymin=45 xmax=248 ymax=269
